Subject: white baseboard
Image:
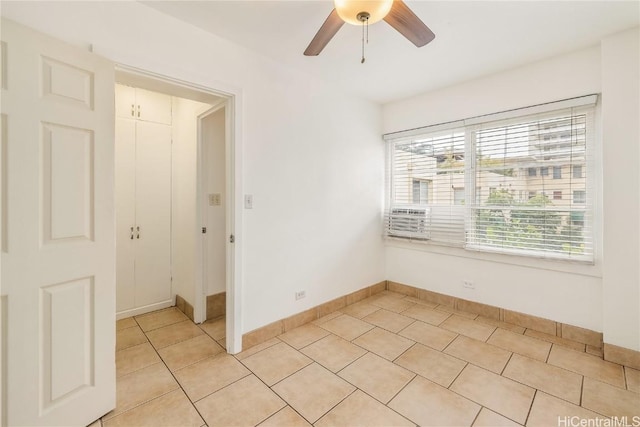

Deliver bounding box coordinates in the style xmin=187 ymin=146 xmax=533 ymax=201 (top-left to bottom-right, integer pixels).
xmin=116 ymin=300 xmax=173 ymax=320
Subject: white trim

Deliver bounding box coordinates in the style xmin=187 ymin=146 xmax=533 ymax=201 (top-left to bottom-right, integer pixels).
xmin=383 ymin=94 xmax=598 ymax=141
xmin=196 ymin=100 xmax=227 ymax=327
xmin=383 ymin=120 xmax=464 ymax=141
xmin=113 ymin=64 xmax=244 ymax=354
xmin=116 ymin=300 xmax=173 ymax=321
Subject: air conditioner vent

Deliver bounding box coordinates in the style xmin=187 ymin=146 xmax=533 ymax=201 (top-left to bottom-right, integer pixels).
xmin=387 ymin=207 xmax=430 ymax=239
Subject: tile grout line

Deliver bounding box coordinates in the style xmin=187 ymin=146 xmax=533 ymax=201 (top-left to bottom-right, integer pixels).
xmin=340 ymin=381 xmax=417 ymax=426
xmin=445 ymin=361 xmax=469 ymax=391
xmin=523 ymin=389 xmax=537 ymax=426
xmin=498 ymin=351 xmax=514 ymax=376
xmin=311 ymin=387 xmax=360 ymax=425
xmin=138 ymin=323 xmax=216 ymax=426
xmin=467 ymin=405 xmax=483 ymax=427
xmin=103 ymin=387 xmax=179 ymax=424
xmin=245 ymin=360 xmax=316 ymax=425
xmin=424 ymin=362 xmax=533 ymax=425
xmin=439 ymin=333 xmax=460 ymax=353
xmin=544 ymin=342 xmax=552 ymax=363
xmin=392 ymin=341 xmax=418 ymax=363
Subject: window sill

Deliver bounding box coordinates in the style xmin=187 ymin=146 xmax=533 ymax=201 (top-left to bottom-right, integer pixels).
xmin=384 ymin=236 xmax=602 ymax=278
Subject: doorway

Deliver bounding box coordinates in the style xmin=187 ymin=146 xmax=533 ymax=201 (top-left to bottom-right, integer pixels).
xmin=114 ymin=67 xmax=242 ymax=353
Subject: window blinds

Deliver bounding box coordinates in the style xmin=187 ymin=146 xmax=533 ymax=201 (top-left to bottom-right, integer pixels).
xmin=384 ymin=128 xmax=467 ymax=245
xmin=383 ymin=95 xmax=596 ymax=262
xmin=467 ymin=108 xmax=594 ymax=260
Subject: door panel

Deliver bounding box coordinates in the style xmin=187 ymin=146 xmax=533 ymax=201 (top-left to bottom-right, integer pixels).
xmin=134 ymin=121 xmax=172 ymax=306
xmin=115 ymin=118 xmax=136 ymax=312
xmin=115 ymin=84 xmax=135 ymax=119
xmin=42 ymin=122 xmax=94 ymax=243
xmin=0 ymin=19 xmax=115 ymax=426
xmin=136 ymin=88 xmax=172 ymax=125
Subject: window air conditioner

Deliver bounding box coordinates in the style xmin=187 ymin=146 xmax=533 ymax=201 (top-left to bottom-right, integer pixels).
xmin=388 ymin=207 xmax=430 ymax=239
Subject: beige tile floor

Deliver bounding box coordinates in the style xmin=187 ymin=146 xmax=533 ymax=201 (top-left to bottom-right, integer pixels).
xmin=95 ymin=291 xmax=640 ymax=427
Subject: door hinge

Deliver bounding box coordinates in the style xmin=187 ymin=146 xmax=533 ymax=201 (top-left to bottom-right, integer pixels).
xmin=230 ymin=234 xmax=235 ymax=243
xmin=202 ymin=227 xmax=207 ymax=234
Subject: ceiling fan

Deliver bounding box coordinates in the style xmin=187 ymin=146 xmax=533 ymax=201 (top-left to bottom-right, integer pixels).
xmin=304 ymin=0 xmax=435 ymax=60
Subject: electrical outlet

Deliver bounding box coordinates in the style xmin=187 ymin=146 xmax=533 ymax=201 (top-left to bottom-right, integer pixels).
xmin=295 ymin=290 xmax=306 ymax=300
xmin=463 ymin=281 xmax=475 ymax=290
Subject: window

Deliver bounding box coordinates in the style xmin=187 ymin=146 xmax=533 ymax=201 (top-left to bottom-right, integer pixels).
xmin=412 ymin=179 xmax=429 ymax=204
xmin=385 ymin=128 xmax=466 ymax=244
xmin=384 ymin=95 xmax=596 ymax=261
xmin=573 ymin=165 xmax=583 ymax=178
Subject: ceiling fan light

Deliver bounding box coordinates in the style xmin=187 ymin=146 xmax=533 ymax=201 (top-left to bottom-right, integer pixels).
xmin=334 ymin=0 xmax=394 ymax=25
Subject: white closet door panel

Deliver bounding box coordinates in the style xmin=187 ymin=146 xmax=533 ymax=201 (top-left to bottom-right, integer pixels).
xmin=136 ymin=88 xmax=172 ymax=125
xmin=115 ymin=118 xmax=136 ymax=312
xmin=115 ymin=84 xmax=135 ymax=119
xmin=134 ymin=121 xmax=172 ymax=306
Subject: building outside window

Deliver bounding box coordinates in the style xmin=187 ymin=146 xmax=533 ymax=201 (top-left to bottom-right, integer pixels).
xmin=573 ymin=165 xmax=583 ymax=178
xmin=412 ymin=179 xmax=429 ymax=204
xmin=553 ymin=166 xmax=562 ymax=179
xmin=454 ymin=188 xmax=465 ymax=205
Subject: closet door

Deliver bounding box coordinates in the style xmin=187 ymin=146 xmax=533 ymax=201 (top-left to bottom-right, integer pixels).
xmin=134 ymin=121 xmax=172 ymax=306
xmin=136 ymin=88 xmax=172 ymax=125
xmin=115 ymin=84 xmax=136 ymax=119
xmin=115 ymin=117 xmax=136 ymax=312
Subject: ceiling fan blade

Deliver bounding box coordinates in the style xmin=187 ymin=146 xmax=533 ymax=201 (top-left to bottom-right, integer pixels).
xmin=384 ymin=0 xmax=435 ymax=47
xmin=304 ymin=9 xmax=345 ymax=56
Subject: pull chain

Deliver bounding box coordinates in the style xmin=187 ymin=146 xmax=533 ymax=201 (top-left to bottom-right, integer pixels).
xmin=361 ymin=18 xmax=365 ymax=63
xmin=361 ymin=15 xmax=369 ymax=63
xmin=357 ymin=11 xmax=371 ymax=64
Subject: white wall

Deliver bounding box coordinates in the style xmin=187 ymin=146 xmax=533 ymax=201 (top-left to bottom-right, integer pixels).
xmin=601 ymin=28 xmax=640 ymax=351
xmin=1 ymin=1 xmax=385 ymax=333
xmin=202 ymin=108 xmax=227 ymax=296
xmin=171 ymin=97 xmax=212 ymax=308
xmin=383 ymin=47 xmax=602 ymax=134
xmin=384 ymin=36 xmax=640 ymax=351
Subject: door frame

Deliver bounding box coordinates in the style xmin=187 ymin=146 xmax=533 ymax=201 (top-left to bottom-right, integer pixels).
xmin=114 ymin=64 xmax=243 ymax=354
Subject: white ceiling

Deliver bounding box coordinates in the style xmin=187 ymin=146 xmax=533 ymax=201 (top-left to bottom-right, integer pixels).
xmin=143 ymin=1 xmax=639 ymax=104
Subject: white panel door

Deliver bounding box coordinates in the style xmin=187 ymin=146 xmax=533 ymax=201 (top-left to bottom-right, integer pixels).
xmin=0 ymin=19 xmax=115 ymax=426
xmin=115 ymin=118 xmax=136 ymax=312
xmin=134 ymin=121 xmax=172 ymax=307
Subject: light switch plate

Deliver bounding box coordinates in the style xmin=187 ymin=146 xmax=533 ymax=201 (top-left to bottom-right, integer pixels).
xmin=244 ymin=194 xmax=253 ymax=209
xmin=209 ymin=193 xmax=222 ymax=206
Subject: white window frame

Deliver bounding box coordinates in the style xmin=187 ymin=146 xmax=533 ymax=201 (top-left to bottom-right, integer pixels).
xmin=383 ymin=95 xmax=598 ymax=263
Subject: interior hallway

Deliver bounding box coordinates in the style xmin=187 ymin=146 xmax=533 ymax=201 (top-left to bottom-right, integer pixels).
xmin=99 ymin=291 xmax=640 ymax=426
